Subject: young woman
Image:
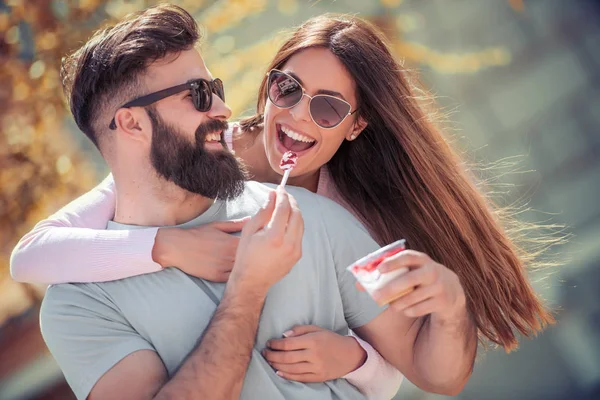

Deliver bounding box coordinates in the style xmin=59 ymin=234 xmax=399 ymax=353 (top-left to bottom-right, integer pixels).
xmin=12 ymin=14 xmax=555 ymax=398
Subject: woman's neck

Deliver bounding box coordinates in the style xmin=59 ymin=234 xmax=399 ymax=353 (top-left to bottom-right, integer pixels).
xmin=286 ymin=170 xmax=320 ymax=193
xmin=252 ymin=161 xmax=320 ymax=193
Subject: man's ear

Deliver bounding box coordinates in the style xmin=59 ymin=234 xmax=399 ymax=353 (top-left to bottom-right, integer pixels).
xmin=346 ymin=116 xmax=368 ymax=141
xmin=113 ymin=108 xmax=151 ymax=144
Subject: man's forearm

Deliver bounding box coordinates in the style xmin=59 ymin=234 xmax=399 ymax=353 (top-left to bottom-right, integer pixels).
xmin=413 ymin=308 xmax=477 ymax=395
xmin=155 ymin=281 xmax=266 ymax=400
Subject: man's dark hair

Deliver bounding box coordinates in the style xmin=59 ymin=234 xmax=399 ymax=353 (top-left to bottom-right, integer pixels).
xmin=60 ymin=4 xmax=201 ymax=149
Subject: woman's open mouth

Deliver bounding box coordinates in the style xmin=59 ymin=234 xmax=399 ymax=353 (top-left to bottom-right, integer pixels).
xmin=276 ymin=123 xmax=317 ymax=154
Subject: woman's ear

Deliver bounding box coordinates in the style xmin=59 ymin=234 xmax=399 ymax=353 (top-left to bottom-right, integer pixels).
xmin=346 ymin=116 xmax=368 ymax=141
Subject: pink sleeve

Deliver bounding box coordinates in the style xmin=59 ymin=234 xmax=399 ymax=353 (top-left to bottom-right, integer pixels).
xmin=9 ymin=174 xmax=162 ymax=285
xmin=224 ymin=123 xmax=234 ymax=151
xmin=343 ymin=331 xmax=403 ymax=399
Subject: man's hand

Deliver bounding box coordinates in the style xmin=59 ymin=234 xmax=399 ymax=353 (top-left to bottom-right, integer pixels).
xmin=155 ymin=188 xmax=303 ymax=400
xmin=230 ymin=187 xmax=304 ymax=294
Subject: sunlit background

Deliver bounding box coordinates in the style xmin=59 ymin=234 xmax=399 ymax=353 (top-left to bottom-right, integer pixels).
xmin=1 ymin=1 xmax=599 ymax=399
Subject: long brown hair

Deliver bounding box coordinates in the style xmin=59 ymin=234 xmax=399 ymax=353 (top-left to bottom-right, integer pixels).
xmin=240 ymin=14 xmax=559 ymax=351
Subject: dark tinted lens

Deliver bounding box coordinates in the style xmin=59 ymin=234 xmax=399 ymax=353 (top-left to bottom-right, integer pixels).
xmin=268 ymin=71 xmax=302 ymax=108
xmin=310 ymin=95 xmax=351 ymax=128
xmin=193 ymin=80 xmax=212 ymax=111
xmin=212 ymin=79 xmax=225 ymax=101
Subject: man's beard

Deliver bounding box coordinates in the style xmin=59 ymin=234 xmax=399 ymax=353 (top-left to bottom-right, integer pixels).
xmin=147 ymin=107 xmax=246 ymax=200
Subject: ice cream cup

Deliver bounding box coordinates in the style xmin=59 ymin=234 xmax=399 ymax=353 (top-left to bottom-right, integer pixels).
xmin=347 ymin=239 xmax=413 ymax=306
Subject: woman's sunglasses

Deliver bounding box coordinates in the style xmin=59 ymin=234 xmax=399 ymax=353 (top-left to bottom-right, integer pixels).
xmin=266 ymin=69 xmax=358 ymax=129
xmin=109 ymin=78 xmax=225 ymax=130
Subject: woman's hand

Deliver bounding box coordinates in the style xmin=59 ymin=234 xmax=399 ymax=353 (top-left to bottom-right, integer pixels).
xmin=373 ymin=250 xmax=467 ymax=321
xmin=152 ymin=218 xmax=249 ymax=282
xmin=263 ymin=325 xmax=367 ymax=382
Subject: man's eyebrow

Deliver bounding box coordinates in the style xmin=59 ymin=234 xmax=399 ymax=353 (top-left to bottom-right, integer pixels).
xmin=184 ymin=77 xmax=214 ymax=84
xmin=287 ymin=71 xmax=347 ymax=101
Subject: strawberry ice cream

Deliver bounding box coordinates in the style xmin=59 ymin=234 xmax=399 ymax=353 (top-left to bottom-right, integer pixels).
xmin=279 ymin=151 xmax=298 ymax=170
xmin=279 ymin=151 xmax=298 ymax=187
xmin=347 ymin=239 xmax=412 ymax=306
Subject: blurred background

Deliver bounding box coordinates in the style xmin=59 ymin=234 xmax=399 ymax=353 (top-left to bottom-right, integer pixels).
xmin=1 ymin=0 xmax=599 ymax=399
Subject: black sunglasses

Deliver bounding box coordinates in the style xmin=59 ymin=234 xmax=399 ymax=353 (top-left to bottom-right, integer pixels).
xmin=109 ymin=78 xmax=225 ymax=130
xmin=266 ymin=69 xmax=357 ymax=129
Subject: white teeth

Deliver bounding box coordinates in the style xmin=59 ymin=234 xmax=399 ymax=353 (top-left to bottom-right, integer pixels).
xmin=205 ymin=133 xmax=221 ymax=142
xmin=281 ymin=125 xmax=315 ymax=143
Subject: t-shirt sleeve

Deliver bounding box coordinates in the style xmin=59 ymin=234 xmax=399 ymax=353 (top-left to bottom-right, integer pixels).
xmin=40 ymin=284 xmax=155 ymax=400
xmin=315 ymin=195 xmax=386 ymax=329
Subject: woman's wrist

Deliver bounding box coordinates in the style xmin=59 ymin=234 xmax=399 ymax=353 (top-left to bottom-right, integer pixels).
xmin=345 ymin=335 xmax=368 ymax=374
xmin=152 ymin=228 xmax=177 ymax=268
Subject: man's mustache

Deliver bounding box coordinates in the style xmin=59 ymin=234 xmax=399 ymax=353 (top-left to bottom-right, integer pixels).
xmin=195 ymin=119 xmax=229 ymax=142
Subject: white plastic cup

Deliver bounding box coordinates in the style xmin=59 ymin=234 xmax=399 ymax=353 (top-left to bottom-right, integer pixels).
xmin=347 ymin=239 xmax=412 ymax=306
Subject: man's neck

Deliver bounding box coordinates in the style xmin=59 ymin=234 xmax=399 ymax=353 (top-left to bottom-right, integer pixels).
xmin=113 ymin=175 xmax=215 ymax=227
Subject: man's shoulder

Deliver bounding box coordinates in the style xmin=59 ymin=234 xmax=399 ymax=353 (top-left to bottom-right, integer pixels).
xmin=236 ymin=181 xmax=369 ymax=235
xmin=41 ymin=283 xmax=107 ymax=318
xmin=43 ymin=282 xmax=96 ymax=303
xmin=291 ymin=187 xmax=369 ymax=233
xmin=40 ymin=280 xmax=131 ymax=330
xmin=221 ymin=181 xmax=272 ymax=218
xmin=39 ymin=283 xmax=157 ymax=400
xmin=235 ymin=181 xmax=326 ymax=213
xmin=241 ymin=180 xmax=273 ymax=198
xmin=40 ymin=283 xmax=108 ymax=346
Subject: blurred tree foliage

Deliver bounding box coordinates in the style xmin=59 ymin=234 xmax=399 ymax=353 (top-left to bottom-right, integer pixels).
xmin=0 ymin=0 xmax=282 ymax=323
xmin=0 ymin=0 xmax=512 ymax=323
xmin=0 ymin=0 xmax=108 ymax=321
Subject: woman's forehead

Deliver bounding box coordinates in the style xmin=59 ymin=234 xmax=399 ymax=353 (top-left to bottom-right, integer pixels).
xmin=282 ymin=48 xmax=356 ymax=102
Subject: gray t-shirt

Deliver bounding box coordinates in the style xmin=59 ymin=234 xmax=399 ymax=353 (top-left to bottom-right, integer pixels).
xmin=40 ymin=181 xmax=384 ymax=400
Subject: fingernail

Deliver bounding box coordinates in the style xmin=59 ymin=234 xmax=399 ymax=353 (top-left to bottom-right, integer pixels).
xmin=276 ymin=371 xmax=283 ymax=377
xmin=283 ymin=330 xmax=293 ymax=338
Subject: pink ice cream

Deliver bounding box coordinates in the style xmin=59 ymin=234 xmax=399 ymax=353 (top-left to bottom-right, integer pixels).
xmin=279 ymin=151 xmax=298 ymax=171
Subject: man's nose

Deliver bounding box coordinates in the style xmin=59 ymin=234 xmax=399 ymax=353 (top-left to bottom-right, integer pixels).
xmin=207 ymin=93 xmax=232 ymax=121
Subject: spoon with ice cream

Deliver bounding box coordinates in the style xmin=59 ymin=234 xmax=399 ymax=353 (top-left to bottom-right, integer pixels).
xmin=278 ymin=151 xmax=298 ymax=187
